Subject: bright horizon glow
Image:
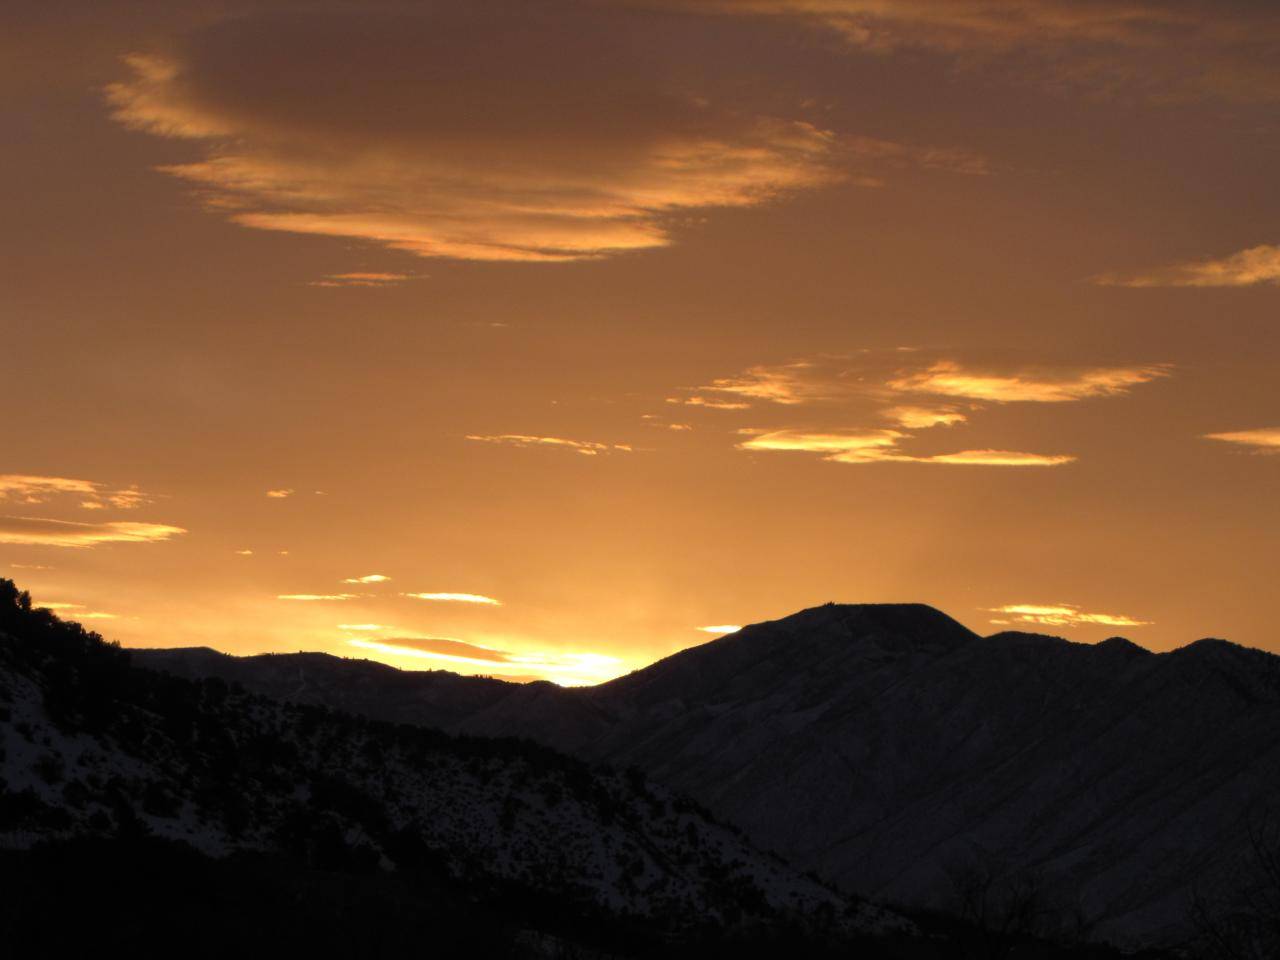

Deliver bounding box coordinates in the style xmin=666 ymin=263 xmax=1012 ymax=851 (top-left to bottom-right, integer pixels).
xmin=3 ymin=0 xmax=1278 ymax=676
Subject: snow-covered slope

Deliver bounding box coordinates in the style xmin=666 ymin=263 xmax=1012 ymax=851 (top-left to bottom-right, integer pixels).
xmin=139 ymin=601 xmax=1280 ymax=948
xmin=0 ymin=582 xmax=908 ymax=949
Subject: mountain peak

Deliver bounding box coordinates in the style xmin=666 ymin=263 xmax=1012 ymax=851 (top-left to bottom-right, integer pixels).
xmin=769 ymin=601 xmax=976 ymax=643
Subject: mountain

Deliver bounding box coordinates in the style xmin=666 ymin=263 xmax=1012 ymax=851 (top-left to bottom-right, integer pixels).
xmin=138 ymin=602 xmax=1280 ymax=949
xmin=0 ymin=581 xmax=915 ymax=956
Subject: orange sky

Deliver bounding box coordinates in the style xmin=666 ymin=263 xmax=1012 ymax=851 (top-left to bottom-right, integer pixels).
xmin=3 ymin=0 xmax=1278 ymax=683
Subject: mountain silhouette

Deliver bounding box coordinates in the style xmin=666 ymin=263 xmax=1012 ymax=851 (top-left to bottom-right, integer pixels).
xmin=139 ymin=601 xmax=1280 ymax=948
xmin=1 ymin=581 xmax=920 ymax=955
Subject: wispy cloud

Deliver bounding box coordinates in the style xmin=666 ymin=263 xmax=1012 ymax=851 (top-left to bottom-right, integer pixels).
xmin=342 ymin=574 xmax=391 ymax=584
xmin=685 ymin=361 xmax=830 ymax=406
xmin=697 ymin=624 xmax=742 ymax=634
xmin=736 ymin=429 xmax=1074 ymax=467
xmin=265 ymin=489 xmax=294 ymax=499
xmin=1204 ymin=427 xmax=1280 ymax=453
xmin=738 ymin=428 xmax=905 ymax=457
xmin=403 ymin=592 xmax=502 ymax=606
xmin=310 ymin=272 xmax=413 ymax=288
xmin=277 ymin=593 xmax=359 ymax=601
xmin=0 ymin=516 xmax=186 ymax=547
xmin=466 ymin=435 xmax=632 ymax=456
xmin=652 ymin=1 xmax=1280 ymax=103
xmin=1096 ymin=244 xmax=1280 ymax=288
xmin=666 ymin=396 xmax=752 ymax=411
xmin=0 ymin=474 xmax=155 ymax=511
xmin=887 ymin=361 xmax=1172 ymax=403
xmin=35 ymin=601 xmax=119 ymax=620
xmin=989 ymin=603 xmax=1151 ymax=629
xmin=680 ymin=356 xmax=1169 ymax=410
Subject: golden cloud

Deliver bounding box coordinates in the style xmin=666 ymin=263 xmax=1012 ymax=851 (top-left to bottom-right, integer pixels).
xmin=692 ymin=361 xmax=831 ymax=406
xmin=0 ymin=474 xmax=154 ymax=511
xmin=0 ymin=516 xmax=187 ymax=548
xmin=403 ymin=592 xmax=502 ymax=606
xmin=342 ymin=574 xmax=391 ymax=584
xmin=1097 ymin=244 xmax=1280 ymax=288
xmin=737 ymin=428 xmax=1073 ymax=466
xmin=104 ymin=8 xmax=850 ymax=263
xmin=277 ymin=593 xmax=359 ymax=601
xmin=37 ymin=601 xmax=120 ymax=621
xmin=666 ymin=396 xmax=752 ymax=411
xmin=989 ymin=603 xmax=1151 ymax=628
xmin=466 ymin=434 xmax=632 ymax=456
xmin=1204 ymin=427 xmax=1280 ymax=453
xmin=265 ymin=489 xmax=294 ymax=499
xmin=882 ymin=405 xmax=967 ymax=429
xmin=912 ymin=450 xmax=1076 ymax=467
xmin=697 ymin=624 xmax=743 ymax=634
xmin=310 ymin=272 xmax=413 ymax=288
xmin=887 ymin=360 xmax=1171 ymax=403
xmin=738 ymin=428 xmax=904 ymax=456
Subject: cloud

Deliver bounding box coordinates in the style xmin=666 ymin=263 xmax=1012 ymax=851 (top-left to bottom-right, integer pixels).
xmin=104 ymin=6 xmax=852 ymax=263
xmin=989 ymin=603 xmax=1151 ymax=628
xmin=1204 ymin=427 xmax=1280 ymax=453
xmin=347 ymin=636 xmax=622 ymax=685
xmin=0 ymin=517 xmax=187 ymax=547
xmin=234 ymin=549 xmax=253 ymax=556
xmin=342 ymin=574 xmax=391 ymax=584
xmin=310 ymin=272 xmax=413 ymax=288
xmin=685 ymin=361 xmax=832 ymax=406
xmin=466 ymin=435 xmax=632 ymax=456
xmin=647 ymin=1 xmax=1280 ymax=103
xmin=911 ymin=449 xmax=1076 ymax=467
xmin=337 ymin=623 xmax=387 ymax=632
xmin=697 ymin=624 xmax=743 ymax=634
xmin=36 ymin=602 xmax=119 ymax=621
xmin=882 ymin=405 xmax=967 ymax=429
xmin=277 ymin=593 xmax=359 ymax=601
xmin=265 ymin=489 xmax=294 ymax=499
xmin=738 ymin=428 xmax=905 ymax=456
xmin=666 ymin=396 xmax=752 ymax=411
xmin=1096 ymin=244 xmax=1280 ymax=288
xmin=887 ymin=360 xmax=1171 ymax=403
xmin=403 ymin=592 xmax=502 ymax=606
xmin=0 ymin=474 xmax=155 ymax=511
xmin=737 ymin=428 xmax=1074 ymax=466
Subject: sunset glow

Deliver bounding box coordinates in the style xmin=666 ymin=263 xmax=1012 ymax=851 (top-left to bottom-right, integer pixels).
xmin=3 ymin=0 xmax=1277 ymax=682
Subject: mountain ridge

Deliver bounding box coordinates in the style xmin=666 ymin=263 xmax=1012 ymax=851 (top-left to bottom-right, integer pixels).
xmin=131 ymin=600 xmax=1280 ymax=948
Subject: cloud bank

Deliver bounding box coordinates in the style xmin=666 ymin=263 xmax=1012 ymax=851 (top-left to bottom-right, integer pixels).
xmin=0 ymin=517 xmax=187 ymax=547
xmin=106 ymin=6 xmax=845 ymax=263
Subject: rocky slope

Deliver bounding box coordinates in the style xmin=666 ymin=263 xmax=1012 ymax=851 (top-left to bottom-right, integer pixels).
xmin=138 ymin=602 xmax=1280 ymax=948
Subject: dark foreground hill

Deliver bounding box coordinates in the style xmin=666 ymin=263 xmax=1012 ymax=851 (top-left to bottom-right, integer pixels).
xmin=0 ymin=580 xmax=918 ymax=957
xmin=139 ymin=603 xmax=1280 ymax=952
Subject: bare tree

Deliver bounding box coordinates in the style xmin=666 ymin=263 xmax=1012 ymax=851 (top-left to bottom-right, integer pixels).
xmin=946 ymin=851 xmax=1056 ymax=960
xmin=1192 ymin=810 xmax=1280 ymax=960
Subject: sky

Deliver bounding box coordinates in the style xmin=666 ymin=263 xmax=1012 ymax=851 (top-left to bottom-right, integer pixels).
xmin=2 ymin=0 xmax=1278 ymax=684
